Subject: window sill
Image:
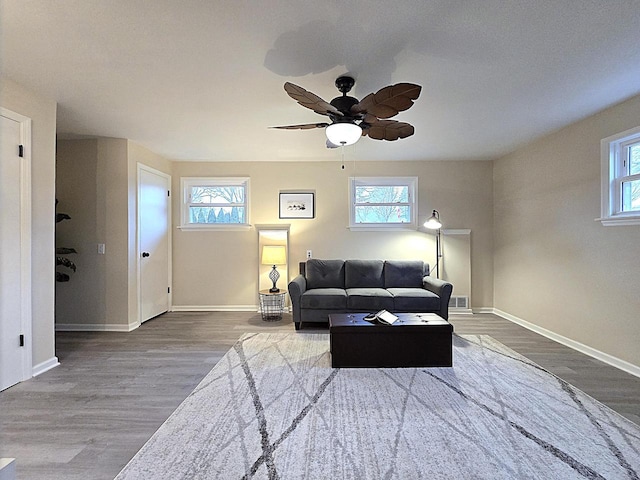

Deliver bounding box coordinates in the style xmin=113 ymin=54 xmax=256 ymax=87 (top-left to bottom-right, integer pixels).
xmin=596 ymin=215 xmax=640 ymax=226
xmin=348 ymin=224 xmax=417 ymax=232
xmin=177 ymin=224 xmax=252 ymax=231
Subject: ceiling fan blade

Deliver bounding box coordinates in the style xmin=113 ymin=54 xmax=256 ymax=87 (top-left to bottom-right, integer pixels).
xmin=352 ymin=83 xmax=422 ymax=119
xmin=270 ymin=122 xmax=329 ymax=130
xmin=363 ymin=120 xmax=415 ymax=141
xmin=362 ymin=113 xmax=379 ymax=125
xmin=284 ymin=82 xmax=344 ymax=117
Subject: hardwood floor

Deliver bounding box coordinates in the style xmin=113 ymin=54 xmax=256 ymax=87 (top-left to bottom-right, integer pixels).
xmin=1 ymin=311 xmax=639 ymax=479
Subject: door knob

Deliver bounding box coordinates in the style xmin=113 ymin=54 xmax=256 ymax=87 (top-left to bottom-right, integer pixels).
xmin=142 ymin=252 xmax=150 ymax=258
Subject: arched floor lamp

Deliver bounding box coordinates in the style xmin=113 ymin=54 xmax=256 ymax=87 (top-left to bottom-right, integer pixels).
xmin=424 ymin=210 xmax=442 ymax=279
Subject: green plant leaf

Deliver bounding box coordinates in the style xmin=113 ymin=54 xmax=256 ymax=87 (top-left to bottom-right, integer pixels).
xmin=56 ymin=272 xmax=70 ymax=282
xmin=56 ymin=256 xmax=77 ymax=271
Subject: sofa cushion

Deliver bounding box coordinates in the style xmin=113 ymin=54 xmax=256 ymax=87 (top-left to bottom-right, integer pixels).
xmin=345 ymin=260 xmax=384 ymax=288
xmin=388 ymin=288 xmax=440 ymax=311
xmin=300 ymin=288 xmax=347 ymax=309
xmin=306 ymin=259 xmax=345 ymax=289
xmin=384 ymin=260 xmax=425 ymax=288
xmin=346 ymin=288 xmax=394 ymax=310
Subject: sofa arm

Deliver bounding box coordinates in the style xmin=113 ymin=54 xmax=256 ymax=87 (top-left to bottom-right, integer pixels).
xmin=288 ymin=274 xmax=307 ymax=299
xmin=288 ymin=275 xmax=307 ymax=324
xmin=422 ymin=276 xmax=453 ymax=320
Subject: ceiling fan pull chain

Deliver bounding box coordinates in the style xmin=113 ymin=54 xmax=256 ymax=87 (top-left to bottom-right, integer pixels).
xmin=341 ymin=144 xmax=345 ymax=170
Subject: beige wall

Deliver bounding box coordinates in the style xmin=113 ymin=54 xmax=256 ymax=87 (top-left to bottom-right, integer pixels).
xmin=494 ymin=94 xmax=640 ymax=367
xmin=56 ymin=138 xmax=171 ymax=329
xmin=171 ymin=160 xmax=494 ymax=309
xmin=1 ymin=78 xmax=57 ymax=367
xmin=56 ymin=139 xmax=104 ymax=325
xmin=56 ymin=138 xmax=130 ymax=328
xmin=98 ymin=138 xmax=132 ymax=328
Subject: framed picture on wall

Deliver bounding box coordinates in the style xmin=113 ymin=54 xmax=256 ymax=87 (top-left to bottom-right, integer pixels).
xmin=279 ymin=192 xmax=315 ymax=219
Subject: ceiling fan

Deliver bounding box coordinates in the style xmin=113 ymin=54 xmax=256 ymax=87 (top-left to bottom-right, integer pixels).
xmin=272 ymin=76 xmax=422 ymax=148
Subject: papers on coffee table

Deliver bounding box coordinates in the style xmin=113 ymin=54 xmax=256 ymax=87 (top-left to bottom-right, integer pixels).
xmin=416 ymin=313 xmax=448 ymax=324
xmin=364 ymin=310 xmax=399 ymax=325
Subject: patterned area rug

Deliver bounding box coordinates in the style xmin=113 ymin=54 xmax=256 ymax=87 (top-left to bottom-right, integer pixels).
xmin=115 ymin=333 xmax=640 ymax=479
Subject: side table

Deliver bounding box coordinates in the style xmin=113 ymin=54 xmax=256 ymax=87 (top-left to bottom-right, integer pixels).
xmin=258 ymin=289 xmax=286 ymax=321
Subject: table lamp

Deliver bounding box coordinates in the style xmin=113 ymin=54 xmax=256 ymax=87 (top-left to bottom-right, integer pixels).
xmin=261 ymin=245 xmax=286 ymax=292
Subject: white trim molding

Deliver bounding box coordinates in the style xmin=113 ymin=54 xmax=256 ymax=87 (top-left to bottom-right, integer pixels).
xmin=1 ymin=107 xmax=33 ymax=385
xmin=492 ymin=308 xmax=640 ymax=378
xmin=55 ymin=323 xmax=138 ymax=332
xmin=471 ymin=307 xmax=495 ymax=314
xmin=171 ymin=305 xmax=258 ymax=312
xmin=179 ymin=176 xmax=251 ymax=230
xmin=348 ymin=176 xmax=418 ymax=231
xmin=450 ymin=307 xmax=473 ymax=315
xmin=599 ymin=125 xmax=640 ymax=226
xmin=32 ymin=357 xmax=60 ymax=377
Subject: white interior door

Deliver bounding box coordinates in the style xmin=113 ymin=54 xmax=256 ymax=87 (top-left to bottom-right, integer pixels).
xmin=138 ymin=165 xmax=171 ymax=323
xmin=0 ymin=110 xmax=31 ymax=391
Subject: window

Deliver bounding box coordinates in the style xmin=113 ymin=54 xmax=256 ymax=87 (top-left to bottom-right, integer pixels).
xmin=349 ymin=177 xmax=418 ymax=230
xmin=600 ymin=127 xmax=640 ymax=225
xmin=180 ymin=177 xmax=250 ymax=229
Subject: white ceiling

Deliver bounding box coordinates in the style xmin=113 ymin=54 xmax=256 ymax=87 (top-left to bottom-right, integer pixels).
xmin=2 ymin=1 xmax=640 ymax=162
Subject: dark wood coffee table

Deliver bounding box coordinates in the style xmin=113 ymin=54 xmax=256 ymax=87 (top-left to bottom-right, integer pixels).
xmin=329 ymin=313 xmax=453 ymax=368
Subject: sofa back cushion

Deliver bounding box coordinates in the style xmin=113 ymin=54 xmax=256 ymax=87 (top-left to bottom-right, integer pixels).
xmin=306 ymin=259 xmax=345 ymax=289
xmin=384 ymin=260 xmax=425 ymax=288
xmin=345 ymin=260 xmax=384 ymax=288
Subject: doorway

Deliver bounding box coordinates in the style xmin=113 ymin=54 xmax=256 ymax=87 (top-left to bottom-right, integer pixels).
xmin=137 ymin=164 xmax=171 ymax=324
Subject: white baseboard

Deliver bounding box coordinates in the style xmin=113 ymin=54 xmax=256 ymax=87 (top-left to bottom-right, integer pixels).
xmin=55 ymin=323 xmax=137 ymax=332
xmin=450 ymin=308 xmax=474 ymax=315
xmin=471 ymin=307 xmax=495 ymax=314
xmin=171 ymin=305 xmax=258 ymax=312
xmin=32 ymin=357 xmax=59 ymax=377
xmin=490 ymin=308 xmax=640 ymax=379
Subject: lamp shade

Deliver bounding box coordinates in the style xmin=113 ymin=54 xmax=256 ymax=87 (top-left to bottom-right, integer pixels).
xmin=325 ymin=122 xmax=362 ymax=146
xmin=261 ymin=245 xmax=286 ymax=265
xmin=424 ymin=210 xmax=442 ymax=230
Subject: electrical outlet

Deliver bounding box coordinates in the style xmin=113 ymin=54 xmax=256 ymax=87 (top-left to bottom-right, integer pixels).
xmin=97 ymin=243 xmax=106 ymax=255
xmin=306 ymin=250 xmax=312 ymax=259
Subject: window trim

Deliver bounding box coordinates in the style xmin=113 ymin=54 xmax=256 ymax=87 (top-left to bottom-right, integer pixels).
xmin=179 ymin=177 xmax=251 ymax=230
xmin=348 ymin=176 xmax=418 ymax=231
xmin=600 ymin=126 xmax=640 ymax=226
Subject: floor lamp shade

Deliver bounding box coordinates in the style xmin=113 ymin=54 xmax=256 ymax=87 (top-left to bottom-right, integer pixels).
xmin=424 ymin=210 xmax=442 ymax=230
xmin=261 ymin=246 xmax=286 ymax=292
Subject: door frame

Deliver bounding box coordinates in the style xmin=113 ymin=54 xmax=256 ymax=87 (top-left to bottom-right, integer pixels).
xmin=136 ymin=163 xmax=172 ymax=326
xmin=1 ymin=107 xmax=33 ymax=384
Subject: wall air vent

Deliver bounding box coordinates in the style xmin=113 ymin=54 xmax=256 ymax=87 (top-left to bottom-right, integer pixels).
xmin=449 ymin=296 xmax=469 ymax=309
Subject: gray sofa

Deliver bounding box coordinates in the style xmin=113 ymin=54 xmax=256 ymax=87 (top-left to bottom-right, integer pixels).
xmin=288 ymin=259 xmax=453 ymax=330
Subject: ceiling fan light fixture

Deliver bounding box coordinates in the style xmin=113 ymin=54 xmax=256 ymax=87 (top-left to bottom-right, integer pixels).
xmin=325 ymin=122 xmax=362 ymax=146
